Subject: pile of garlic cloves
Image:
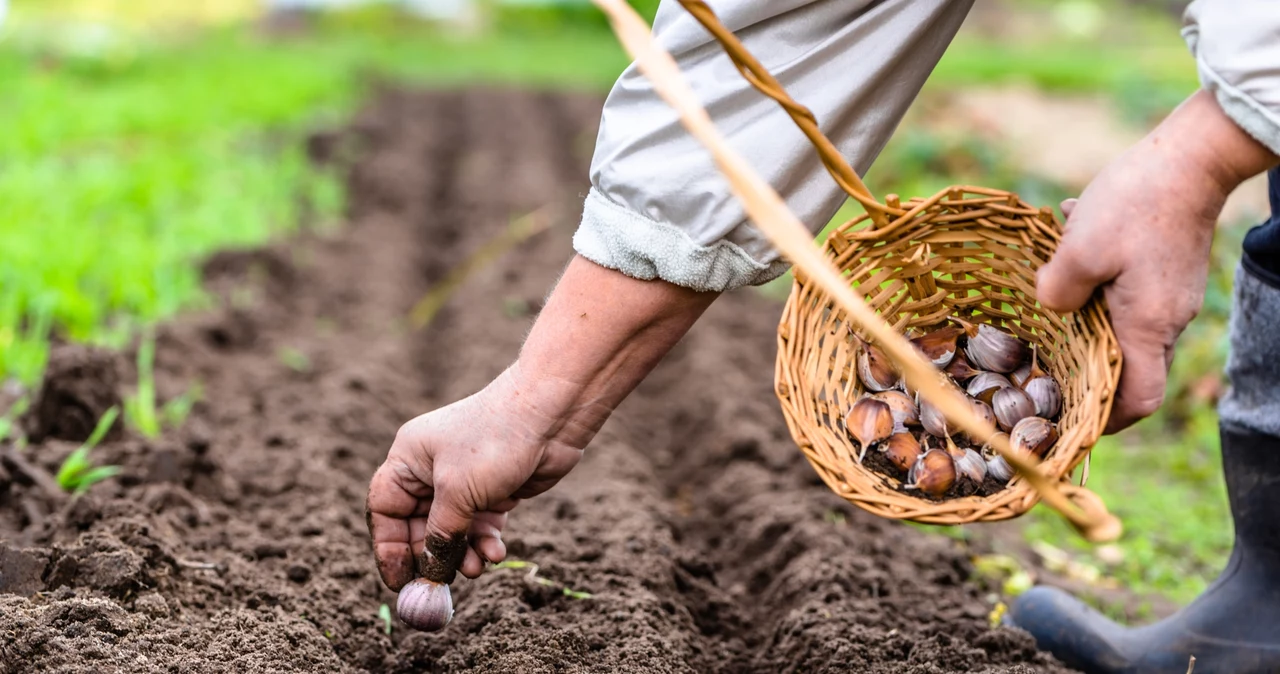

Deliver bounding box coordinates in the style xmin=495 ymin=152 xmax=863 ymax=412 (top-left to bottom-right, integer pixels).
xmin=846 ymin=318 xmax=1062 ymax=500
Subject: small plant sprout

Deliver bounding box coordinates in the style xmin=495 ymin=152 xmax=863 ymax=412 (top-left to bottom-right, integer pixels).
xmin=492 ymin=560 xmax=594 ymax=600
xmin=277 ymin=347 xmax=311 ymax=373
xmin=125 ymin=335 xmax=160 ymax=438
xmin=56 ymin=406 xmax=122 ymax=495
xmin=0 ymin=396 xmax=31 ymax=443
xmin=378 ymin=603 xmax=393 ymax=635
xmin=125 ymin=334 xmax=202 ymax=438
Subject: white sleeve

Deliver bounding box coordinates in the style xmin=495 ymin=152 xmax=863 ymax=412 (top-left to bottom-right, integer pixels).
xmin=574 ymin=0 xmax=974 ymax=292
xmin=1183 ymin=0 xmax=1280 ymax=156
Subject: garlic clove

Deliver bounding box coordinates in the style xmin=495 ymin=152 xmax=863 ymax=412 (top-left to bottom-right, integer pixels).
xmin=1010 ymin=361 xmax=1034 ymax=388
xmin=856 ymin=338 xmax=900 ymax=392
xmin=919 ymin=397 xmax=949 ymax=439
xmin=945 ymin=436 xmax=987 ymax=485
xmin=846 ymin=397 xmax=894 ymax=463
xmin=986 ymin=454 xmax=1014 ymax=484
xmin=992 ymin=387 xmax=1036 ymax=432
xmin=1012 ymin=345 xmax=1048 ymax=388
xmin=944 ymin=351 xmax=981 ymax=382
xmin=396 ymin=578 xmax=455 ymax=632
xmin=1010 ymin=416 xmax=1058 ymax=458
xmin=882 ymin=431 xmax=922 ymax=473
xmin=955 ymin=318 xmax=1029 ymax=374
xmin=910 ymin=326 xmax=964 ymax=368
xmin=970 ymin=399 xmax=997 ymax=429
xmin=966 ymin=372 xmax=1012 ymax=405
xmin=906 ymin=448 xmax=956 ymax=498
xmin=979 ymin=431 xmax=1011 ymax=457
xmin=870 ymin=390 xmax=919 ymax=427
xmin=1024 ymin=376 xmax=1062 ymax=419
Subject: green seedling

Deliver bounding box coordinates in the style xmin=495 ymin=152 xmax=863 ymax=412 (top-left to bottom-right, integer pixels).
xmin=492 ymin=560 xmax=593 ymax=600
xmin=125 ymin=336 xmax=160 ymax=439
xmin=125 ymin=335 xmax=201 ymax=438
xmin=278 ymin=347 xmax=312 ymax=373
xmin=162 ymin=383 xmax=203 ymax=430
xmin=378 ymin=603 xmax=393 ymax=635
xmin=0 ymin=396 xmax=31 ymax=443
xmin=56 ymin=406 xmax=122 ymax=495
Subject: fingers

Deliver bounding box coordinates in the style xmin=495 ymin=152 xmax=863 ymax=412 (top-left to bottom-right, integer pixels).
xmin=366 ymin=460 xmax=427 ymax=591
xmin=1060 ymin=198 xmax=1078 ymax=218
xmin=1036 ymin=216 xmax=1122 ymax=314
xmin=1102 ymin=306 xmax=1173 ymax=434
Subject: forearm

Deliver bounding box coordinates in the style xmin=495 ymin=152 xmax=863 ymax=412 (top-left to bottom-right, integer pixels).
xmin=1155 ymin=90 xmax=1278 ymax=197
xmin=505 ymin=255 xmax=718 ymax=448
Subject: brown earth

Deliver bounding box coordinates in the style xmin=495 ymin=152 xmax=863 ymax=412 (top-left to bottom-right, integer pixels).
xmin=0 ymin=88 xmax=1075 ymax=673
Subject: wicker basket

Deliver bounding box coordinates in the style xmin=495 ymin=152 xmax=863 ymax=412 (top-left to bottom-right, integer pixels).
xmin=776 ymin=187 xmax=1122 ymax=524
xmin=594 ymin=0 xmax=1124 ymax=538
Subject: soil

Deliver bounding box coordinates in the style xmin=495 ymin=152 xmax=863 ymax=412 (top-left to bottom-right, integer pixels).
xmin=0 ymin=88 xmax=1075 ymax=673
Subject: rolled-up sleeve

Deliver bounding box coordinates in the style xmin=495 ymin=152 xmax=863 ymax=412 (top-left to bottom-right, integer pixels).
xmin=1184 ymin=1 xmax=1280 ymax=156
xmin=574 ymin=0 xmax=975 ymax=293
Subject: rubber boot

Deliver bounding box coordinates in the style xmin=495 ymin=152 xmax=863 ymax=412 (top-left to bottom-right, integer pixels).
xmin=1006 ymin=422 xmax=1280 ymax=674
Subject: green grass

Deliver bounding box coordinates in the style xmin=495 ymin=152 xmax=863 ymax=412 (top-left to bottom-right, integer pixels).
xmin=0 ymin=10 xmax=629 ymax=386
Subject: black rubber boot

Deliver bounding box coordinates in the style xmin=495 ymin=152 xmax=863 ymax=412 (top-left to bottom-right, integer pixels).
xmin=1007 ymin=423 xmax=1280 ymax=674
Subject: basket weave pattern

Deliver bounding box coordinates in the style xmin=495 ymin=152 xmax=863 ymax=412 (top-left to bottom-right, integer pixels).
xmin=776 ymin=188 xmax=1122 ymax=524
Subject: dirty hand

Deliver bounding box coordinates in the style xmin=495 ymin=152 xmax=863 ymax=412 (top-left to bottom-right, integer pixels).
xmin=367 ymin=256 xmax=716 ymax=590
xmin=1036 ymin=90 xmax=1278 ymax=433
xmin=366 ymin=364 xmax=598 ymax=588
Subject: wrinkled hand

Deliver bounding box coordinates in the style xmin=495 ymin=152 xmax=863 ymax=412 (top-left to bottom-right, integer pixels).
xmin=365 ymin=365 xmax=587 ymax=589
xmin=1036 ymin=146 xmax=1222 ymax=433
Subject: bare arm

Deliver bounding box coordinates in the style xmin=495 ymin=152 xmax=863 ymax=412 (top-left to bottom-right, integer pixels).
xmin=366 ymin=255 xmax=716 ymax=589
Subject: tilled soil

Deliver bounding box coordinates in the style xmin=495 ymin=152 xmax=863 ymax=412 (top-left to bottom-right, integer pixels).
xmin=0 ymin=88 xmax=1073 ymax=673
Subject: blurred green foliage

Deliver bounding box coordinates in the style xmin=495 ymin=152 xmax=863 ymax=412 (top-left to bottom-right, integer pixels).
xmin=0 ymin=9 xmax=630 ymax=385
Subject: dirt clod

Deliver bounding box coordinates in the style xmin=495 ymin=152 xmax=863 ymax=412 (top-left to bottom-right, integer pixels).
xmin=27 ymin=344 xmax=123 ymax=444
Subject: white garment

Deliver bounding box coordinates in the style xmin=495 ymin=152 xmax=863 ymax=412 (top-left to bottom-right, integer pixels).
xmin=576 ymin=0 xmax=1280 ymax=293
xmin=575 ymin=0 xmax=974 ymax=292
xmin=1183 ymin=0 xmax=1280 ymax=156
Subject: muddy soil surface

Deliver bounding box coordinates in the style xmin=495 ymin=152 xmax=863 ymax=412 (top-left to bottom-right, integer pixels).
xmin=0 ymin=88 xmax=1073 ymax=673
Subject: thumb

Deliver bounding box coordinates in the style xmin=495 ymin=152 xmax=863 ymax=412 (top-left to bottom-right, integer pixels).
xmin=1036 ymin=209 xmax=1120 ymax=313
xmin=419 ymin=473 xmax=475 ymax=584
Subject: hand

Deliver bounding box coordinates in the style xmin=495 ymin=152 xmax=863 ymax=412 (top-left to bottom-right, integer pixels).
xmin=1036 ymin=90 xmax=1277 ymax=433
xmin=366 ymin=256 xmax=717 ymax=590
xmin=366 ymin=365 xmax=589 ymax=589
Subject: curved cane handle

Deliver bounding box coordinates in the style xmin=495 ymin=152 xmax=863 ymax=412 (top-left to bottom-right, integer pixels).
xmin=590 ymin=0 xmax=1122 ymax=543
xmin=674 ymin=0 xmax=889 ymax=224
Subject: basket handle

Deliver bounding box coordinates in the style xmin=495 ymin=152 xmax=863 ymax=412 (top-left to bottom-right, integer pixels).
xmin=675 ymin=0 xmax=892 ymax=226
xmin=590 ymin=0 xmax=1122 ymax=543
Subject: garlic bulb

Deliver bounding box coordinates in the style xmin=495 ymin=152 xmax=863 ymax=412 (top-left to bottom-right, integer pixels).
xmin=906 ymin=448 xmax=956 ymax=498
xmin=856 ymin=338 xmax=900 ymax=392
xmin=1010 ymin=416 xmax=1058 ymax=458
xmin=910 ymin=326 xmax=964 ymax=368
xmin=1024 ymin=376 xmax=1062 ymax=419
xmin=882 ymin=432 xmax=922 ymax=473
xmin=945 ymin=436 xmax=987 ymax=485
xmin=846 ymin=397 xmax=894 ymax=462
xmin=397 ymin=578 xmax=454 ymax=632
xmin=944 ymin=351 xmax=980 ymax=382
xmin=956 ymin=319 xmax=1029 ymax=373
xmin=1010 ymin=361 xmax=1035 ymax=388
xmin=991 ymin=387 xmax=1036 ymax=432
xmin=966 ymin=372 xmax=1012 ymax=404
xmin=871 ymin=390 xmax=919 ymax=427
xmin=986 ymin=455 xmax=1014 ymax=484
